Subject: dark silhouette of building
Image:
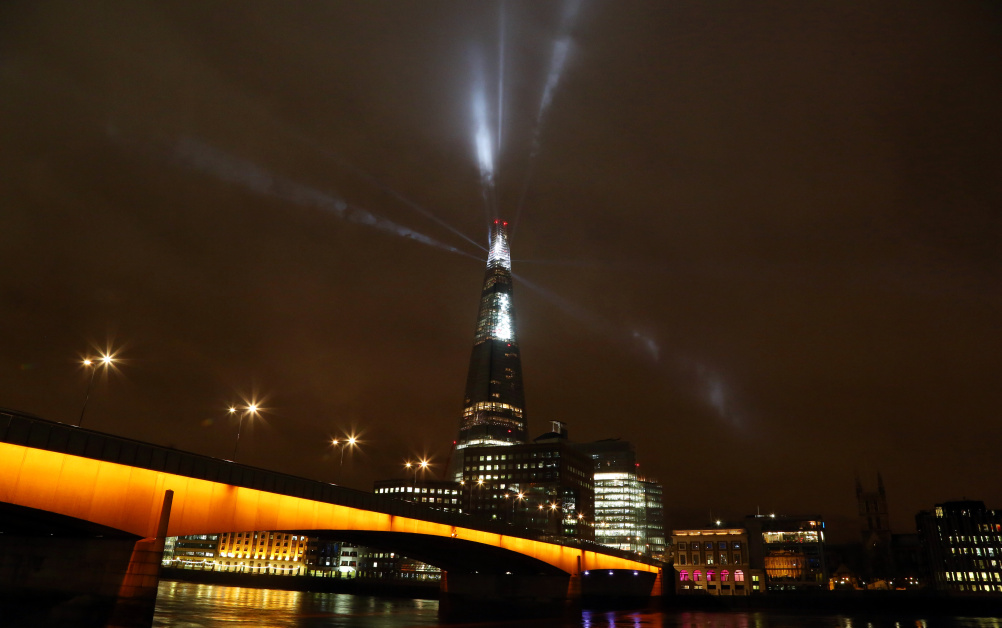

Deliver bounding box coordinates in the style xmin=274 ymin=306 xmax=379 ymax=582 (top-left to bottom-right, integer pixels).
xmin=452 ymin=220 xmax=527 ymax=468
xmin=856 ymin=473 xmax=894 ymax=582
xmin=916 ymin=500 xmax=1002 ymax=594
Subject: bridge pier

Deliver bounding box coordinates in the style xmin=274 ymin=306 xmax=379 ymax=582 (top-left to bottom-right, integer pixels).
xmin=107 ymin=490 xmax=173 ymax=628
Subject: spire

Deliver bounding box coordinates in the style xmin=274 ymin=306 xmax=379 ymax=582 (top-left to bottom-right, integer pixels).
xmin=454 ymin=220 xmax=527 ymax=456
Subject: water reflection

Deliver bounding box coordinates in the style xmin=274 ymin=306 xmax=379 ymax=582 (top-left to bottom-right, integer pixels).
xmin=155 ymin=583 xmax=1002 ymax=628
xmin=154 ymin=581 xmax=440 ymax=628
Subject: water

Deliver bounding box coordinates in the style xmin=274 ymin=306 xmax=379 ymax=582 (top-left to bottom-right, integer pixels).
xmin=153 ymin=582 xmax=1002 ymax=628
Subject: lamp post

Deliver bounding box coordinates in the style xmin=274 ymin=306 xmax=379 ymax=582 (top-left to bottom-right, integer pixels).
xmin=332 ymin=435 xmax=357 ymax=483
xmin=405 ymin=459 xmax=429 ymax=488
xmin=77 ymin=354 xmax=114 ymax=428
xmin=232 ymin=404 xmax=258 ymax=462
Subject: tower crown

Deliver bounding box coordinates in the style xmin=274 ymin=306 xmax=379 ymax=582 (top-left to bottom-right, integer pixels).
xmin=487 ymin=220 xmax=511 ymax=271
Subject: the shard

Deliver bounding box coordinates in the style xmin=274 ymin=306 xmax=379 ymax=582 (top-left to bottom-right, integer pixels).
xmin=454 ymin=220 xmax=528 ymax=456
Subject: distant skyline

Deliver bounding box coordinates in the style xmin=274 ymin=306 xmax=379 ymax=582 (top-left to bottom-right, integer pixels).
xmin=2 ymin=1 xmax=1001 ymax=542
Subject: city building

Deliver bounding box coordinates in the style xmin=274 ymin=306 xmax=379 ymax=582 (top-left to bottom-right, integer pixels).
xmin=163 ymin=531 xmax=310 ymax=575
xmin=450 ymin=219 xmax=528 ymax=479
xmin=640 ymin=478 xmax=667 ymax=558
xmin=162 ymin=534 xmax=219 ymax=568
xmin=745 ymin=514 xmax=828 ymax=591
xmin=575 ymin=439 xmax=665 ymax=556
xmin=670 ymin=527 xmax=765 ymax=595
xmin=374 ymin=479 xmax=462 ymax=513
xmin=304 ymin=537 xmax=343 ymax=577
xmin=916 ymin=500 xmax=1002 ymax=594
xmin=354 ymin=549 xmax=442 ymax=582
xmin=213 ymin=530 xmax=309 ymax=575
xmin=460 ymin=432 xmax=594 ymax=540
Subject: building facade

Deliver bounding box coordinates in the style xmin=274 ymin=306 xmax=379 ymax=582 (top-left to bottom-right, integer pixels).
xmin=745 ymin=514 xmax=828 ymax=591
xmin=670 ymin=528 xmax=765 ymax=595
xmin=640 ymin=479 xmax=667 ymax=558
xmin=374 ymin=479 xmax=462 ymax=513
xmin=162 ymin=534 xmax=219 ymax=568
xmin=575 ymin=439 xmax=664 ymax=556
xmin=164 ymin=531 xmax=309 ymax=575
xmin=213 ymin=530 xmax=309 ymax=574
xmin=460 ymin=437 xmax=594 ymax=540
xmin=916 ymin=500 xmax=1002 ymax=594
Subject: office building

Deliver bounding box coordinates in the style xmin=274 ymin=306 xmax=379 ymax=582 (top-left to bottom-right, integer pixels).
xmin=576 ymin=439 xmax=664 ymax=555
xmin=460 ymin=433 xmax=594 ymax=540
xmin=916 ymin=500 xmax=1002 ymax=594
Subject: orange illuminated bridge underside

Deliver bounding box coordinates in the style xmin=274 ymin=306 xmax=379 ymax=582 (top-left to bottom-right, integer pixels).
xmin=0 ymin=442 xmax=658 ymax=578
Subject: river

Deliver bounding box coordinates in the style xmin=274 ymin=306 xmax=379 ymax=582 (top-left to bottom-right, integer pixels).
xmin=152 ymin=582 xmax=1001 ymax=628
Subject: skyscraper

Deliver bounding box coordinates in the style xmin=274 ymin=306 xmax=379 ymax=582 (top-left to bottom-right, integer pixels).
xmin=453 ymin=220 xmax=528 ymax=458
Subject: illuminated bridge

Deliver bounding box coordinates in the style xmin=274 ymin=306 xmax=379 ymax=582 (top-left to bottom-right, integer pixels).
xmin=0 ymin=408 xmax=662 ymax=625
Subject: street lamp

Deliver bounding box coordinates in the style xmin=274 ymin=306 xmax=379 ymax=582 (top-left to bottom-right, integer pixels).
xmin=332 ymin=435 xmax=358 ymax=483
xmin=77 ymin=353 xmax=115 ymax=427
xmin=232 ymin=404 xmax=259 ymax=462
xmin=405 ymin=459 xmax=430 ymax=488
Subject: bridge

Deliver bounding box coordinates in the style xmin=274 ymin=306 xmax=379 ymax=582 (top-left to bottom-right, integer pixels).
xmin=0 ymin=408 xmax=662 ymax=626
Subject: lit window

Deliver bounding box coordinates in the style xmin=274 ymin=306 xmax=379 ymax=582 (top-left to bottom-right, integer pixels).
xmin=734 ymin=570 xmax=744 ymax=582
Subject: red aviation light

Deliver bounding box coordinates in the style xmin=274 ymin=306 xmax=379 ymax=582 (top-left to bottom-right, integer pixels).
xmin=494 ymin=219 xmax=499 ymax=224
xmin=502 ymin=221 xmax=508 ymax=226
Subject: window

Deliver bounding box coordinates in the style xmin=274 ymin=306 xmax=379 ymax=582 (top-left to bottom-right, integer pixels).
xmin=678 ymin=542 xmax=686 ymax=550
xmin=691 ymin=554 xmax=700 ymax=564
xmin=678 ymin=555 xmax=686 ymax=565
xmin=679 ymin=570 xmax=689 ymax=581
xmin=706 ymin=571 xmax=715 ymax=582
xmin=719 ymin=554 xmax=728 ymax=565
xmin=704 ymin=542 xmax=713 ymax=550
xmin=734 ymin=553 xmax=743 ymax=564
xmin=719 ymin=542 xmax=728 ymax=549
xmin=734 ymin=570 xmax=744 ymax=582
xmin=693 ymin=570 xmax=702 ymax=581
xmin=721 ymin=570 xmax=729 ymax=582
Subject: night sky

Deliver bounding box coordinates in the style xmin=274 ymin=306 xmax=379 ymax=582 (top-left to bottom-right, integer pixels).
xmin=3 ymin=1 xmax=1001 ymax=542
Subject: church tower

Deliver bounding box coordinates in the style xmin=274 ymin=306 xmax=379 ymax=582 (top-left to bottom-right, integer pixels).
xmin=454 ymin=219 xmax=528 ymax=456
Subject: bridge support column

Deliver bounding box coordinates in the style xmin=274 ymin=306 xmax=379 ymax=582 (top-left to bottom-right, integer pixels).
xmin=439 ymin=571 xmax=572 ymax=621
xmin=107 ymin=489 xmax=173 ymax=628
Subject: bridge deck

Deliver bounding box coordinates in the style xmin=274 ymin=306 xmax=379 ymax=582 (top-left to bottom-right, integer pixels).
xmin=0 ymin=408 xmax=661 ymax=577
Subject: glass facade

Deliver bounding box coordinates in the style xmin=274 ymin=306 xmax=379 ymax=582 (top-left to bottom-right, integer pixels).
xmin=455 ymin=221 xmax=528 ymax=460
xmin=575 ymin=439 xmax=665 ymax=557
